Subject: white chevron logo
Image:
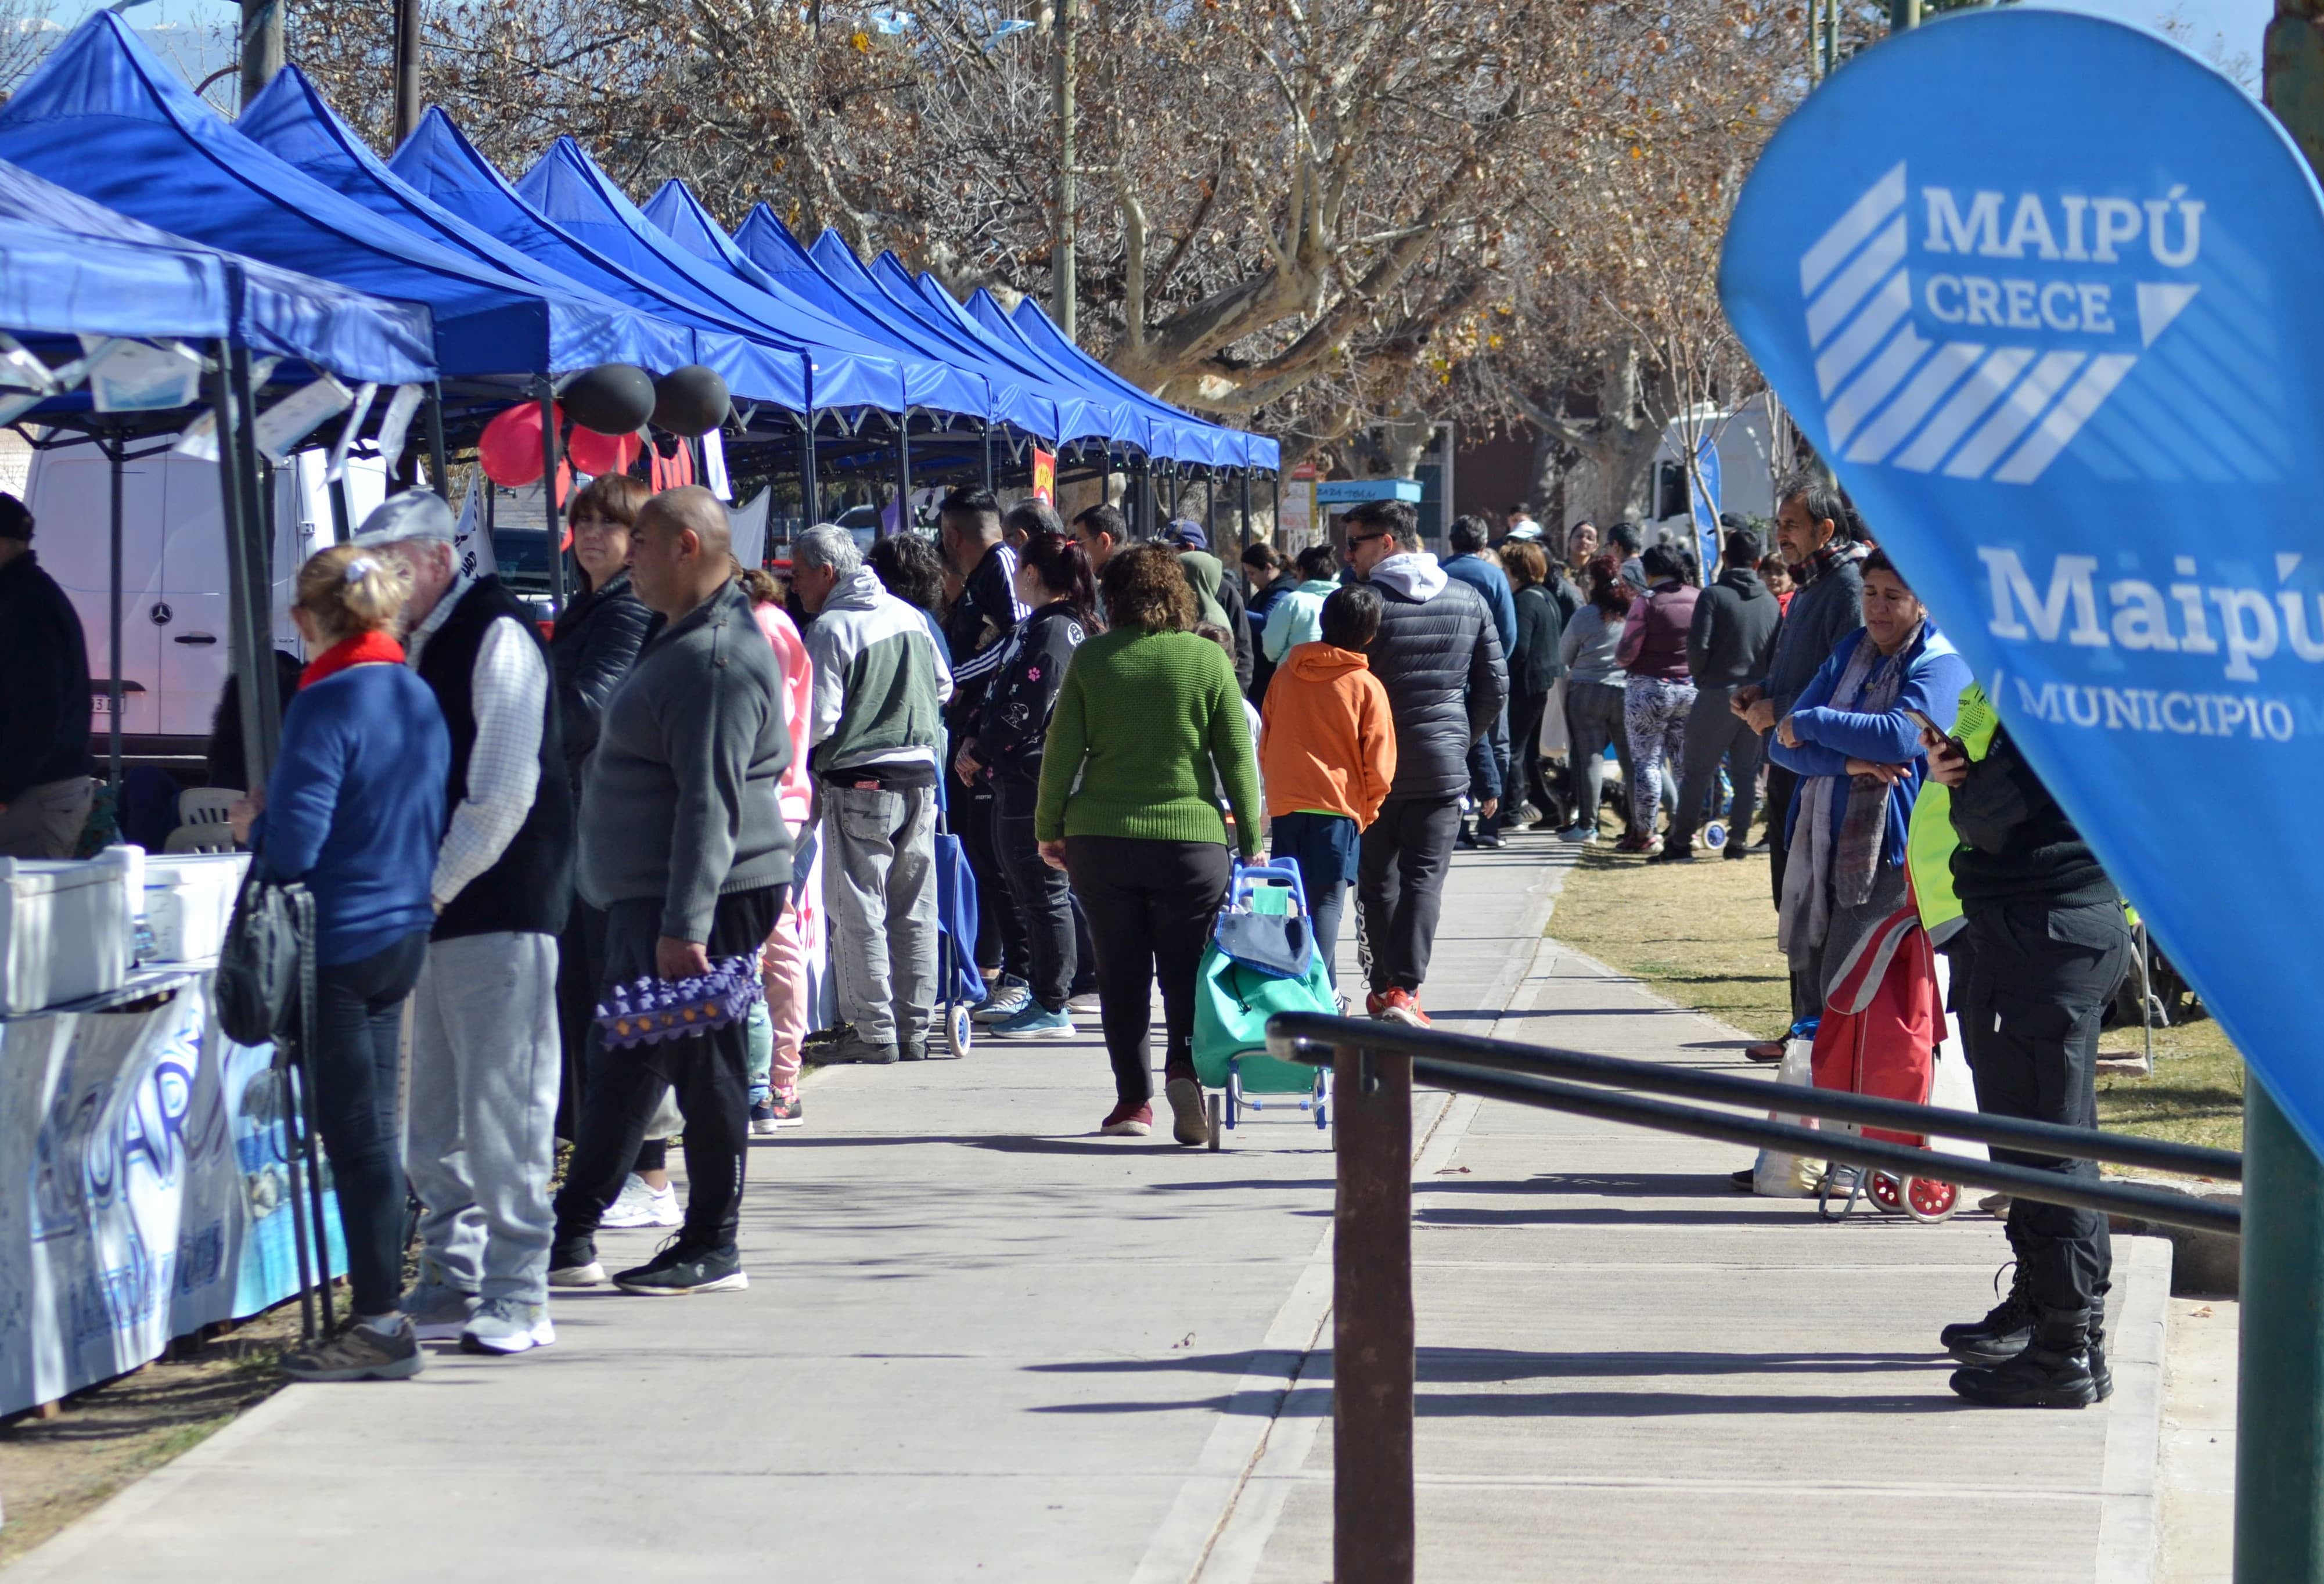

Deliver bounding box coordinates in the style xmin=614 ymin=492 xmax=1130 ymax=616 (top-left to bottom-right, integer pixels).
xmin=1798 ymin=163 xmax=2196 ymax=486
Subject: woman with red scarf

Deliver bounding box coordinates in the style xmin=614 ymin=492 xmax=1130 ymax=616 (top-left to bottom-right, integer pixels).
xmin=230 ymin=543 xmax=450 ymax=1383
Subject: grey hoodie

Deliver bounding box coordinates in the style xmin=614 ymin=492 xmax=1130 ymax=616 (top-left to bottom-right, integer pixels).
xmin=579 ymin=579 xmax=793 ymax=942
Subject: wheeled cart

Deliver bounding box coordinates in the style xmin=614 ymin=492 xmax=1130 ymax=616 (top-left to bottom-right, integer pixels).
xmin=1190 ymin=862 xmax=1337 ymax=1150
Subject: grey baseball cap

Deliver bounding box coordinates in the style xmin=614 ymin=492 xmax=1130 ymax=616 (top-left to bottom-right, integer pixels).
xmin=350 ymin=489 xmax=457 ymax=548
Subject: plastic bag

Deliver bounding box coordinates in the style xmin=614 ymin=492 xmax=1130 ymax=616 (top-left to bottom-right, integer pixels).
xmin=1753 ymin=1038 xmax=1827 ymax=1197
xmin=1924 ymin=1051 xmax=1990 ymax=1162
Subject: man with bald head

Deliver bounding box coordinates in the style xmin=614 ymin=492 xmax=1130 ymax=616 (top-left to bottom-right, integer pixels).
xmin=549 ymin=486 xmax=794 ymax=1296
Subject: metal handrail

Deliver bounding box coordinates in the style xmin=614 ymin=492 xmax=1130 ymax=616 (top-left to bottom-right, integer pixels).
xmin=1266 ymin=1012 xmax=2239 ymax=1183
xmin=1403 ymin=1059 xmax=2235 ymax=1233
xmin=1268 ymin=1019 xmax=2244 ymax=1584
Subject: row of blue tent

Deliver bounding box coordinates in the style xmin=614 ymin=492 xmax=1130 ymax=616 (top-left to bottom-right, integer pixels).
xmin=0 ymin=11 xmax=1275 ymax=481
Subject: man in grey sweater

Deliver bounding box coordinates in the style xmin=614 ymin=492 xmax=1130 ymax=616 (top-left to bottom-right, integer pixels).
xmin=1660 ymin=525 xmax=1781 ymax=863
xmin=549 ymin=487 xmax=793 ymax=1297
xmin=1729 ymin=476 xmax=1866 ymax=1048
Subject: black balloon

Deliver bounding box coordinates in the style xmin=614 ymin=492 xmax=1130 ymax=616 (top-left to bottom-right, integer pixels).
xmin=651 ymin=364 xmax=731 ymax=437
xmin=561 ymin=362 xmax=656 ymax=434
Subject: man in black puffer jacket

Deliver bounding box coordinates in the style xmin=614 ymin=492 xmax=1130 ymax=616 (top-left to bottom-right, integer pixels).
xmin=1343 ymin=499 xmax=1507 ymax=1025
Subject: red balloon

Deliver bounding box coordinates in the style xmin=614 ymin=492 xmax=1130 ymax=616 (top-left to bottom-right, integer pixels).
xmin=564 ymin=425 xmax=641 ymax=477
xmin=479 ymin=399 xmax=560 ymax=488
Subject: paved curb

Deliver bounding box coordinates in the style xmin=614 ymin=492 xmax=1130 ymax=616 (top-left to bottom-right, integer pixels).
xmin=2098 ymin=1234 xmax=2176 ymax=1584
xmin=1132 ymin=852 xmax=1570 ymax=1584
xmin=3 ymin=1367 xmax=310 ymax=1582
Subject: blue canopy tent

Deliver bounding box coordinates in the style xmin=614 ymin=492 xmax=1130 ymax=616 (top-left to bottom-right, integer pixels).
xmin=757 ymin=214 xmax=1066 ymax=446
xmin=0 ymin=15 xmax=679 ymax=384
xmin=0 ymin=157 xmax=431 ymax=390
xmin=0 ymin=154 xmax=440 ymax=794
xmin=1002 ymin=293 xmax=1279 ymax=473
xmin=638 ymin=179 xmax=999 ymax=519
xmin=239 ymin=71 xmax=804 ymax=419
xmin=974 ymin=290 xmax=1229 ymax=469
xmin=515 ymin=137 xmax=909 ymax=417
xmin=868 ymin=247 xmax=1145 ymax=453
xmin=641 ymin=180 xmax=989 ymax=427
xmin=999 ymin=290 xmax=1278 ymax=542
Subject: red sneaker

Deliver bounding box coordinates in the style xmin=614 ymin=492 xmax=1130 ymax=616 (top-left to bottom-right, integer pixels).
xmin=1099 ymin=1101 xmax=1154 ymax=1136
xmin=1364 ymin=989 xmax=1391 ymax=1018
xmin=1375 ymin=988 xmax=1430 ymax=1027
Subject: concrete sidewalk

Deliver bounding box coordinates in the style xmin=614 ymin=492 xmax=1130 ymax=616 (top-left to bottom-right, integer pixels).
xmin=7 ymin=833 xmax=2169 ymax=1582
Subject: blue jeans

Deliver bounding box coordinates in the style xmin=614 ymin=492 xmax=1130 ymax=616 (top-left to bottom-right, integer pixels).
xmin=1271 ymin=811 xmax=1361 ymax=989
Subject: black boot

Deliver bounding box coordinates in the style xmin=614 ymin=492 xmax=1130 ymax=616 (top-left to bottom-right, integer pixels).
xmin=1949 ymin=1307 xmax=2100 ymax=1408
xmin=1940 ymin=1260 xmax=2032 ymax=1365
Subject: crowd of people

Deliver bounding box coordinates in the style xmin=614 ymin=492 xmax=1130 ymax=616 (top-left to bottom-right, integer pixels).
xmin=0 ymin=458 xmax=2131 ymax=1412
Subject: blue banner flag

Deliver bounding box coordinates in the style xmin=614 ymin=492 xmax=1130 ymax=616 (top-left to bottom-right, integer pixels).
xmin=1689 ymin=430 xmax=1722 ymax=575
xmin=1719 ymin=12 xmax=2324 ymax=1147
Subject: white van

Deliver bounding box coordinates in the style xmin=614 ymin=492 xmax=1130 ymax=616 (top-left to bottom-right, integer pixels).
xmin=28 ymin=440 xmax=387 ymax=754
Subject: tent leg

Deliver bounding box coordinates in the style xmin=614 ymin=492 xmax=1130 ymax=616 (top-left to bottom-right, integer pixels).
xmin=1271 ymin=471 xmax=1281 ymax=548
xmin=895 ymin=412 xmax=912 ymax=534
xmin=981 ymin=421 xmax=994 ymax=492
xmin=1240 ymin=467 xmax=1253 ymax=558
xmin=801 ymin=413 xmax=820 ymax=527
xmin=212 ymin=343 xmax=269 ymax=794
xmin=232 ymin=348 xmax=283 ymax=779
xmin=107 ymin=435 xmax=124 ymax=794
xmin=423 ymin=383 xmax=449 ymax=502
xmin=537 ymin=376 xmax=566 ymax=615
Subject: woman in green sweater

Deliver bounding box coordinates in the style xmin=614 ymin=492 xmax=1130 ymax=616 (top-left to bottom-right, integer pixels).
xmin=1037 ymin=542 xmax=1262 ymax=1144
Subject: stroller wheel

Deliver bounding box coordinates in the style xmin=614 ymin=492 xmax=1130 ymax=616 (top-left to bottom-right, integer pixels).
xmin=1208 ymin=1093 xmax=1223 ymax=1151
xmin=1904 ymin=1176 xmax=1958 ymax=1223
xmin=1866 ymin=1171 xmax=1906 ymax=1214
xmin=947 ymin=1004 xmax=973 ymax=1059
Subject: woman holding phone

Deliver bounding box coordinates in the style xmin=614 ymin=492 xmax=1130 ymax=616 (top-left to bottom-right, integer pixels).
xmin=1767 ymin=550 xmax=1973 ymax=1014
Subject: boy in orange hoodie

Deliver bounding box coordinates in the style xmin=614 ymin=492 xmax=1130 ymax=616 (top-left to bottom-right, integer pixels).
xmin=1259 ymin=585 xmax=1398 ymax=989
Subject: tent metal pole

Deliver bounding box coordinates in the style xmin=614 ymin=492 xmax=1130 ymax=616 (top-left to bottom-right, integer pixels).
xmin=1167 ymin=460 xmax=1179 ymax=520
xmin=801 ymin=412 xmax=820 ymax=525
xmin=1240 ymin=467 xmax=1253 ymax=558
xmin=536 ymin=375 xmax=566 ymax=614
xmin=231 ymin=345 xmax=283 ymax=780
xmin=981 ymin=420 xmax=994 ymax=492
xmin=423 ymin=382 xmax=449 ymax=501
xmin=106 ymin=433 xmax=123 ymax=794
xmin=211 ymin=339 xmax=267 ymax=794
xmin=895 ymin=410 xmax=912 ymax=533
xmin=1271 ymin=470 xmax=1281 ymax=548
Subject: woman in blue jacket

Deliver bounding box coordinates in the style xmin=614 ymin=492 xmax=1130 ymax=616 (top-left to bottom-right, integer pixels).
xmin=1768 ymin=550 xmax=1972 ymax=1011
xmin=232 ymin=545 xmax=449 ymax=1383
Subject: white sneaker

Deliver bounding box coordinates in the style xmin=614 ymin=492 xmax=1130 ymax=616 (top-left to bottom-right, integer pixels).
xmin=548 ymin=1261 xmax=605 ymax=1288
xmin=1067 ymin=991 xmax=1102 ymax=1014
xmin=459 ymin=1298 xmax=555 ymax=1356
xmin=601 ymin=1173 xmax=682 ymax=1229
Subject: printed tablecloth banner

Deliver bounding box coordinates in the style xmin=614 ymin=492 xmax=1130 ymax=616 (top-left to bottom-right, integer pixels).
xmin=0 ymin=974 xmax=343 ymax=1415
xmin=1719 ymin=11 xmax=2324 ymax=1147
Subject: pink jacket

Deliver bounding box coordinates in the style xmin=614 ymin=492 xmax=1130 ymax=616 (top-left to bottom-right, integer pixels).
xmin=750 ymin=600 xmax=815 ymax=828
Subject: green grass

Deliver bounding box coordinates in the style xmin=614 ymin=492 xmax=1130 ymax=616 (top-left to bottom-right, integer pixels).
xmin=1549 ymin=840 xmax=2243 ymax=1156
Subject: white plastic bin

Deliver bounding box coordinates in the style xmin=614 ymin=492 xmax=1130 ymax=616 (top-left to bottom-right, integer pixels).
xmin=142 ymin=851 xmax=249 ymax=963
xmin=0 ymin=857 xmax=131 ymax=1014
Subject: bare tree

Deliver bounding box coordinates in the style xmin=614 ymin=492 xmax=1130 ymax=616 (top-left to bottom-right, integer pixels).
xmin=286 ymin=0 xmax=1795 ymax=487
